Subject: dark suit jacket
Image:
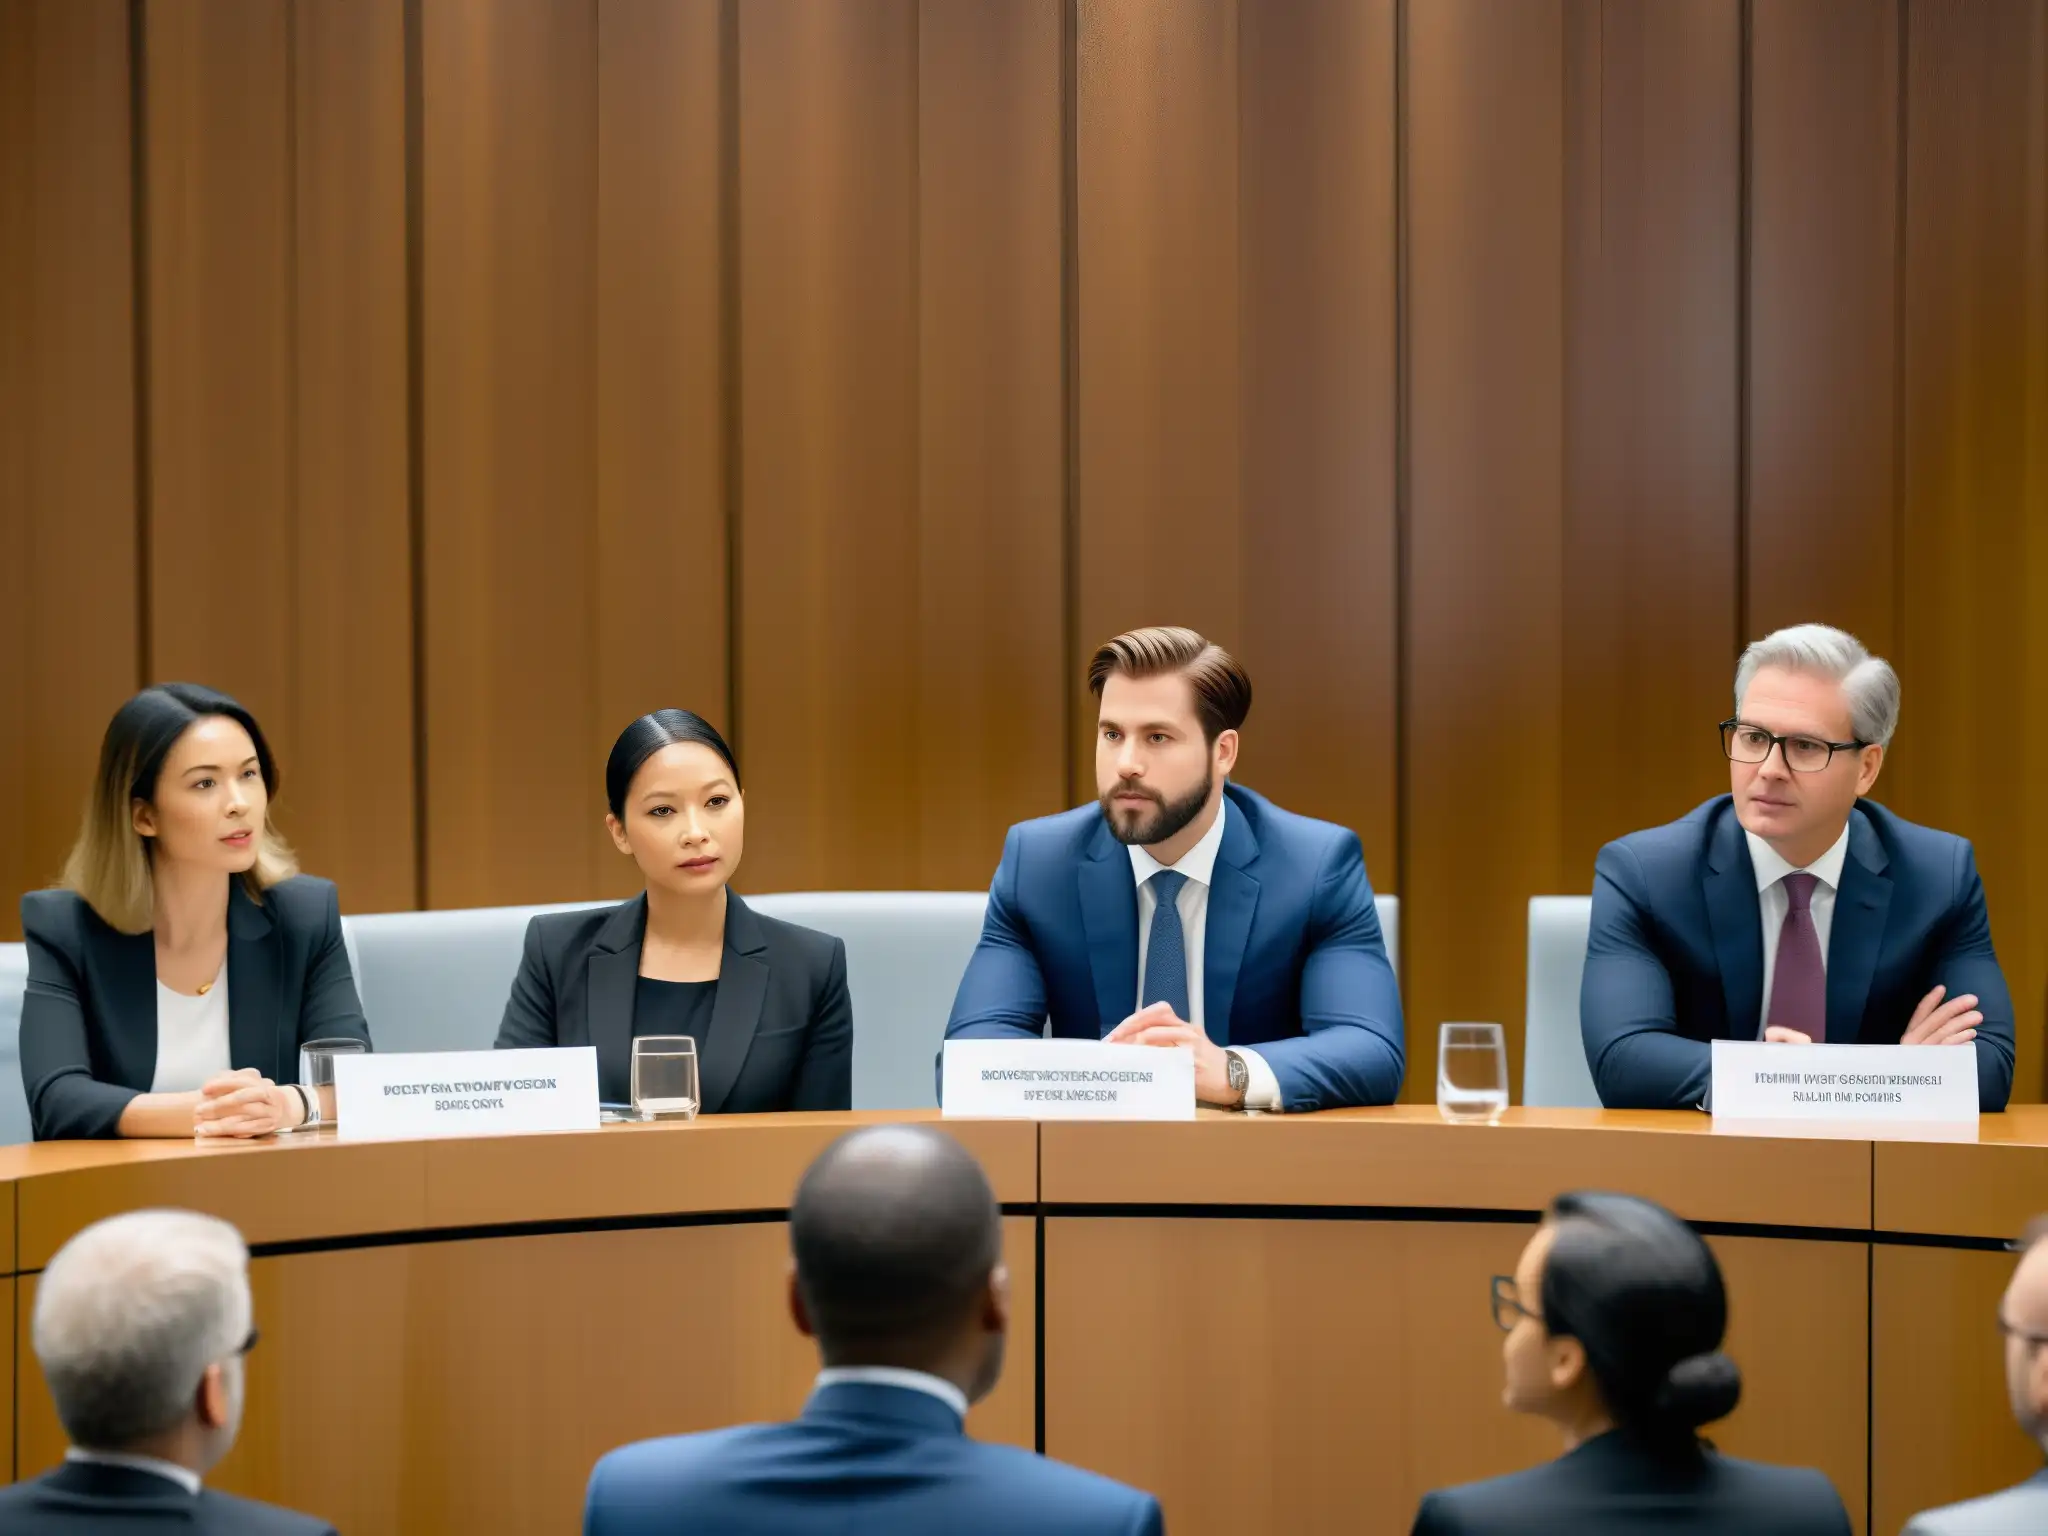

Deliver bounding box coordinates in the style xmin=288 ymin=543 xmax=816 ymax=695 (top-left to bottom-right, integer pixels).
xmin=943 ymin=781 xmax=1404 ymax=1110
xmin=1581 ymin=796 xmax=2015 ymax=1111
xmin=0 ymin=1460 xmax=337 ymax=1535
xmin=19 ymin=878 xmax=372 ymax=1141
xmin=494 ymin=891 xmax=852 ymax=1112
xmin=1411 ymin=1430 xmax=1851 ymax=1535
xmin=584 ymin=1380 xmax=1162 ymax=1536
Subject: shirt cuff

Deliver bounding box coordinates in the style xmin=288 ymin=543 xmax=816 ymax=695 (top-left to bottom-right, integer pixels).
xmin=1231 ymin=1047 xmax=1283 ymax=1113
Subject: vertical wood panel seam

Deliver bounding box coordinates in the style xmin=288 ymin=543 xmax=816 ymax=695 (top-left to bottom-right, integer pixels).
xmin=1060 ymin=0 xmax=1080 ymax=805
xmin=1891 ymin=0 xmax=1910 ymax=673
xmin=720 ymin=0 xmax=742 ymax=758
xmin=1736 ymin=0 xmax=1753 ymax=650
xmin=285 ymin=0 xmax=304 ymax=734
xmin=1393 ymin=0 xmax=1411 ymax=962
xmin=910 ymin=0 xmax=924 ymax=856
xmin=403 ymin=0 xmax=427 ymax=909
xmin=129 ymin=0 xmax=152 ymax=686
xmin=587 ymin=0 xmax=603 ymax=896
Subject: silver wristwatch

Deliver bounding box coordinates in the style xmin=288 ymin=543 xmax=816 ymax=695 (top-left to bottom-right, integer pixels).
xmin=1224 ymin=1049 xmax=1250 ymax=1107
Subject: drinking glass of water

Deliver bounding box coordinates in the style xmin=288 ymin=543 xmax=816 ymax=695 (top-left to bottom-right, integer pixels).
xmin=631 ymin=1036 xmax=700 ymax=1121
xmin=299 ymin=1037 xmax=367 ymax=1128
xmin=1437 ymin=1023 xmax=1509 ymax=1124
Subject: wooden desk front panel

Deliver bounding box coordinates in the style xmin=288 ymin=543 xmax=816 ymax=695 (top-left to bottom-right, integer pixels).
xmin=1871 ymin=1245 xmax=2037 ymax=1536
xmin=15 ymin=1217 xmax=1035 ymax=1535
xmin=1044 ymin=1217 xmax=1869 ymax=1536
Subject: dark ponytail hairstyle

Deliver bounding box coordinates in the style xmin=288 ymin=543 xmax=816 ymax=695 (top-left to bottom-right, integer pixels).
xmin=604 ymin=710 xmax=739 ymax=819
xmin=1540 ymin=1191 xmax=1743 ymax=1445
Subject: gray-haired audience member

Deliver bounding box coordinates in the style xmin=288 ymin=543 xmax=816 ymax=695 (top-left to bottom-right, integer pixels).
xmin=0 ymin=1209 xmax=335 ymax=1535
xmin=1902 ymin=1218 xmax=2048 ymax=1534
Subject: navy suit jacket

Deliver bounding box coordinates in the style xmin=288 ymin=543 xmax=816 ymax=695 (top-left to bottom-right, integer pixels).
xmin=584 ymin=1381 xmax=1163 ymax=1536
xmin=1581 ymin=796 xmax=2014 ymax=1111
xmin=943 ymin=782 xmax=1403 ymax=1111
xmin=0 ymin=1461 xmax=336 ymax=1535
xmin=1411 ymin=1430 xmax=1851 ymax=1535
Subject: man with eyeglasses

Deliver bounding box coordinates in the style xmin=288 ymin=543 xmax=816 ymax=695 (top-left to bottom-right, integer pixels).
xmin=0 ymin=1208 xmax=335 ymax=1534
xmin=1580 ymin=623 xmax=2013 ymax=1111
xmin=1901 ymin=1217 xmax=2048 ymax=1532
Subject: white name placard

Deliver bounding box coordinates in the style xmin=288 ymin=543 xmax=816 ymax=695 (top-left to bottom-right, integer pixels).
xmin=1711 ymin=1041 xmax=1978 ymax=1127
xmin=942 ymin=1039 xmax=1195 ymax=1121
xmin=335 ymin=1047 xmax=600 ymax=1141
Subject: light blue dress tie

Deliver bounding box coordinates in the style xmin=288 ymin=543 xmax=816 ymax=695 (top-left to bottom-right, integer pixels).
xmin=1142 ymin=870 xmax=1194 ymax=1033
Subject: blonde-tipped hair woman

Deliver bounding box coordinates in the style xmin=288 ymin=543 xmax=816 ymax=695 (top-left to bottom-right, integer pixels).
xmin=19 ymin=684 xmax=370 ymax=1140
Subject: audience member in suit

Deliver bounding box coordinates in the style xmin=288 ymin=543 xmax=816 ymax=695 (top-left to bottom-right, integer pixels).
xmin=496 ymin=710 xmax=851 ymax=1113
xmin=1412 ymin=1190 xmax=1851 ymax=1536
xmin=585 ymin=1125 xmax=1162 ymax=1535
xmin=1902 ymin=1215 xmax=2048 ymax=1533
xmin=945 ymin=626 xmax=1402 ymax=1111
xmin=19 ymin=684 xmax=371 ymax=1140
xmin=1581 ymin=623 xmax=2013 ymax=1111
xmin=0 ymin=1209 xmax=336 ymax=1534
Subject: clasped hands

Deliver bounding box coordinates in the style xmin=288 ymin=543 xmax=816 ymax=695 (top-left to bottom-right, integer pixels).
xmin=1762 ymin=984 xmax=1981 ymax=1048
xmin=1103 ymin=1001 xmax=1237 ymax=1105
xmin=193 ymin=1068 xmax=308 ymax=1139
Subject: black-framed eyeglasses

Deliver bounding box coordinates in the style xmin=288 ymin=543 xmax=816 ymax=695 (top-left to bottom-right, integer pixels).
xmin=238 ymin=1326 xmax=259 ymax=1357
xmin=1719 ymin=719 xmax=1867 ymax=774
xmin=1997 ymin=1315 xmax=2048 ymax=1350
xmin=1490 ymin=1275 xmax=1537 ymax=1333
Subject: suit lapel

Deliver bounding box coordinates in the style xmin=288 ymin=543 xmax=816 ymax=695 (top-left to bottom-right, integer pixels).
xmin=225 ymin=884 xmax=282 ymax=1079
xmin=98 ymin=924 xmax=160 ymax=1090
xmin=1077 ymin=825 xmax=1139 ymax=1036
xmin=699 ymin=893 xmax=767 ymax=1114
xmin=1826 ymin=808 xmax=1891 ymax=1042
xmin=1202 ymin=803 xmax=1261 ymax=1047
xmin=1702 ymin=809 xmax=1765 ymax=1041
xmin=586 ymin=897 xmax=646 ymax=1100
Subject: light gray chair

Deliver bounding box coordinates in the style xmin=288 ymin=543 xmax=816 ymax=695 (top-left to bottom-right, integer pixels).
xmin=1375 ymin=894 xmax=1400 ymax=982
xmin=0 ymin=943 xmax=31 ymax=1143
xmin=1522 ymin=895 xmax=1599 ymax=1107
xmin=341 ymin=901 xmax=609 ymax=1056
xmin=746 ymin=891 xmax=987 ymax=1111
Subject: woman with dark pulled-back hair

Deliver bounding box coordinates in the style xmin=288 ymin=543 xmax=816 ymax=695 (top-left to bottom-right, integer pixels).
xmin=1411 ymin=1191 xmax=1851 ymax=1536
xmin=493 ymin=710 xmax=851 ymax=1114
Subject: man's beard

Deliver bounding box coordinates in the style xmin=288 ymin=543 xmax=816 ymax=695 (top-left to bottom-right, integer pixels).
xmin=1099 ymin=771 xmax=1213 ymax=848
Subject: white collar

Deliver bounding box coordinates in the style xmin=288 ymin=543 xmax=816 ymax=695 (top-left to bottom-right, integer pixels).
xmin=1745 ymin=819 xmax=1852 ymax=895
xmin=811 ymin=1366 xmax=968 ymax=1420
xmin=65 ymin=1448 xmax=202 ymax=1496
xmin=1127 ymin=793 xmax=1228 ymax=892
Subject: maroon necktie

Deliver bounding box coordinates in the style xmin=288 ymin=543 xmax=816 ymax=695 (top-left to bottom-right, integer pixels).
xmin=1767 ymin=871 xmax=1826 ymax=1042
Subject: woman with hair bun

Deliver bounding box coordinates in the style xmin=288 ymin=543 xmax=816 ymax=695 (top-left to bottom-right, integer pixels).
xmin=1411 ymin=1191 xmax=1851 ymax=1535
xmin=494 ymin=710 xmax=851 ymax=1114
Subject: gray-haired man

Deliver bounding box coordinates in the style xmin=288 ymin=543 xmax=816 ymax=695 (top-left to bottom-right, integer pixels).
xmin=0 ymin=1209 xmax=335 ymax=1534
xmin=1580 ymin=623 xmax=2014 ymax=1111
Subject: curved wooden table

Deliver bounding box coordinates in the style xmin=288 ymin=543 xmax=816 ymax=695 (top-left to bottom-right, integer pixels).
xmin=1 ymin=1107 xmax=2041 ymax=1534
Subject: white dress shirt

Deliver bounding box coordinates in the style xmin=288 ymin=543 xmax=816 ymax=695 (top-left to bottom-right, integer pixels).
xmin=151 ymin=967 xmax=231 ymax=1094
xmin=1127 ymin=798 xmax=1282 ymax=1111
xmin=812 ymin=1365 xmax=968 ymax=1419
xmin=1746 ymin=822 xmax=1850 ymax=1036
xmin=65 ymin=1447 xmax=203 ymax=1495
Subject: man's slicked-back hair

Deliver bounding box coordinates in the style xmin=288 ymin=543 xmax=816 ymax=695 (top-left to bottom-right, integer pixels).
xmin=1087 ymin=626 xmax=1252 ymax=744
xmin=789 ymin=1127 xmax=1001 ymax=1358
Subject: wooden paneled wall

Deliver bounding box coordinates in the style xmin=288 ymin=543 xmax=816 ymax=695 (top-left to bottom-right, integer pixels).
xmin=3 ymin=0 xmax=2045 ymax=1097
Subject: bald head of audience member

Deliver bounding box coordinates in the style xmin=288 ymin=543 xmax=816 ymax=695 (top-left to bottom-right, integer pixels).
xmin=788 ymin=1126 xmax=1009 ymax=1404
xmin=33 ymin=1210 xmax=254 ymax=1477
xmin=2002 ymin=1219 xmax=2048 ymax=1453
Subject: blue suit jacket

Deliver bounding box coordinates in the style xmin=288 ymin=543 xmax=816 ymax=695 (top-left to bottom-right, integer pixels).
xmin=583 ymin=1382 xmax=1163 ymax=1536
xmin=943 ymin=781 xmax=1404 ymax=1110
xmin=1581 ymin=796 xmax=2014 ymax=1111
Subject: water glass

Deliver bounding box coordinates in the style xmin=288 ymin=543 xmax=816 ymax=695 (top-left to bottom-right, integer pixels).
xmin=1437 ymin=1023 xmax=1509 ymax=1124
xmin=299 ymin=1037 xmax=368 ymax=1127
xmin=631 ymin=1036 xmax=700 ymax=1121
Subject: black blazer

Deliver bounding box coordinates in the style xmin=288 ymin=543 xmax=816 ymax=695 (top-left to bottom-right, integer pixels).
xmin=1411 ymin=1431 xmax=1852 ymax=1536
xmin=0 ymin=1460 xmax=336 ymax=1534
xmin=19 ymin=878 xmax=372 ymax=1142
xmin=493 ymin=891 xmax=853 ymax=1113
